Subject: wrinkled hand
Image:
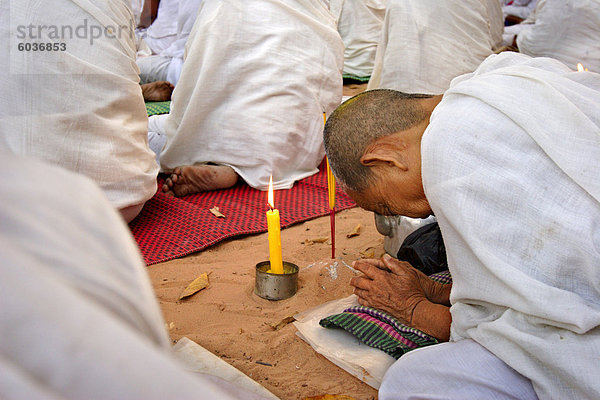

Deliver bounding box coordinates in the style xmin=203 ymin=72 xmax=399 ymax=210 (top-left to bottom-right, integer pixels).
xmin=350 ymin=254 xmax=428 ymax=326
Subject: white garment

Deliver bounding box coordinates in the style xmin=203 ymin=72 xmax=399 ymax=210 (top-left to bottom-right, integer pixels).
xmin=330 ymin=0 xmax=386 ymax=78
xmin=502 ymin=2 xmax=538 ymax=47
xmin=138 ymin=54 xmax=172 ymax=84
xmin=143 ymin=0 xmax=179 ymax=54
xmin=138 ymin=0 xmax=202 ymax=85
xmin=422 ymin=52 xmax=600 ymax=399
xmin=0 ymin=153 xmax=268 ymax=400
xmin=131 ymin=0 xmax=143 ymax=25
xmin=517 ymin=0 xmax=600 ymax=73
xmin=380 ymin=340 xmax=538 ymax=399
xmin=502 ymin=0 xmax=537 ymax=19
xmin=1 ymin=0 xmax=158 ymax=210
xmin=160 ymin=0 xmax=202 ymax=85
xmin=368 ymin=0 xmax=503 ymax=94
xmin=158 ymin=0 xmax=344 ymax=190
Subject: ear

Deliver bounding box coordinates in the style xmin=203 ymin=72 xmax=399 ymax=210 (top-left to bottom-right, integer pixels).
xmin=360 ymin=136 xmax=408 ymax=171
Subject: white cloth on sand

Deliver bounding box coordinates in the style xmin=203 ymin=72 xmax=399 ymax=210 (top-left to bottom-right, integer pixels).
xmin=0 ymin=153 xmax=268 ymax=400
xmin=0 ymin=0 xmax=158 ymax=210
xmin=422 ymin=52 xmax=600 ymax=399
xmin=330 ymin=0 xmax=386 ymax=78
xmin=517 ymin=0 xmax=600 ymax=73
xmin=368 ymin=0 xmax=503 ymax=94
xmin=155 ymin=0 xmax=344 ymax=190
xmin=380 ymin=340 xmax=537 ymax=399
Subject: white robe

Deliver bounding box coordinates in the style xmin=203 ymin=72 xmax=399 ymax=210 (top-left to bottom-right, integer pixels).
xmin=157 ymin=0 xmax=344 ymax=190
xmin=502 ymin=0 xmax=537 ymax=19
xmin=517 ymin=0 xmax=600 ymax=73
xmin=142 ymin=0 xmax=179 ymax=54
xmin=131 ymin=0 xmax=144 ymax=26
xmin=160 ymin=0 xmax=203 ymax=85
xmin=0 ymin=153 xmax=268 ymax=400
xmin=422 ymin=52 xmax=600 ymax=399
xmin=368 ymin=0 xmax=503 ymax=94
xmin=330 ymin=0 xmax=386 ymax=78
xmin=137 ymin=0 xmax=203 ymax=85
xmin=1 ymin=0 xmax=158 ymax=210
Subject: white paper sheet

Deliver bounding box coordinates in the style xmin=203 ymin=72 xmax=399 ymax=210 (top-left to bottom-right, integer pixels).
xmin=293 ymin=295 xmax=396 ymax=389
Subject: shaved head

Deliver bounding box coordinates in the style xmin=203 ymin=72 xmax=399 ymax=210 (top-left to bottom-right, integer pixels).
xmin=324 ymin=89 xmax=433 ymax=192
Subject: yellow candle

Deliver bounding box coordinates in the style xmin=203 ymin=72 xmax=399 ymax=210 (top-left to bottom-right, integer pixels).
xmin=267 ymin=175 xmax=284 ymax=274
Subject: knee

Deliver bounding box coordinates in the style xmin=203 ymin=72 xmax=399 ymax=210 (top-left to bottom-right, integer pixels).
xmin=379 ymin=349 xmax=430 ymax=400
xmin=120 ymin=202 xmax=145 ymax=223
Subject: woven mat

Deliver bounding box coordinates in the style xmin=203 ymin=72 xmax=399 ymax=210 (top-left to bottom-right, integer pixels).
xmin=130 ymin=161 xmax=356 ymax=265
xmin=146 ymin=101 xmax=171 ymax=116
xmin=320 ymin=271 xmax=452 ymax=359
xmin=342 ymin=74 xmax=370 ymax=83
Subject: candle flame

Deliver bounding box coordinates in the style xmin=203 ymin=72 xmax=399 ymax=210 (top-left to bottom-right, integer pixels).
xmin=268 ymin=175 xmax=274 ymax=209
xmin=577 ymin=63 xmax=588 ymax=72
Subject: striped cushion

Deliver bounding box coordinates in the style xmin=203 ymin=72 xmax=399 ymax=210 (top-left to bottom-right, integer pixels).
xmin=319 ymin=271 xmax=451 ymax=359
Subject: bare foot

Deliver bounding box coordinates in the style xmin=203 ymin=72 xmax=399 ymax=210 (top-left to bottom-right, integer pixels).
xmin=141 ymin=81 xmax=174 ymax=102
xmin=162 ymin=164 xmax=239 ymax=196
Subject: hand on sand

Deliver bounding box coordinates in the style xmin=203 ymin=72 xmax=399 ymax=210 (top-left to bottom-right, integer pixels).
xmin=350 ymin=254 xmax=429 ymax=326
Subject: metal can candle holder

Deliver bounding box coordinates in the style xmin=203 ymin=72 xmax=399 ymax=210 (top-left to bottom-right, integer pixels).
xmin=254 ymin=261 xmax=299 ymax=300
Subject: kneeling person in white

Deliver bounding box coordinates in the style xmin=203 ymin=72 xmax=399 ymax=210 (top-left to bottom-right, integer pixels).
xmin=368 ymin=0 xmax=503 ymax=94
xmin=150 ymin=0 xmax=344 ymax=196
xmin=324 ymin=53 xmax=600 ymax=399
xmin=1 ymin=0 xmax=158 ymax=222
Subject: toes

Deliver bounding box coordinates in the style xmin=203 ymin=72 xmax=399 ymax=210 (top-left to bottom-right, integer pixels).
xmin=170 ymin=174 xmax=179 ymax=184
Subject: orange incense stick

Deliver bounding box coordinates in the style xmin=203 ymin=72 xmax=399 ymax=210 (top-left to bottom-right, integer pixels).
xmin=324 ymin=112 xmax=336 ymax=259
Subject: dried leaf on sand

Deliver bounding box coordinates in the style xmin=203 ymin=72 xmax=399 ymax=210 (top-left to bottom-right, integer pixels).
xmin=268 ymin=315 xmax=296 ymax=331
xmin=303 ymin=236 xmax=329 ymax=245
xmin=179 ymin=273 xmax=210 ymax=300
xmin=346 ymin=224 xmax=361 ymax=238
xmin=209 ymin=206 xmax=226 ymax=218
xmin=359 ymin=247 xmax=375 ymax=259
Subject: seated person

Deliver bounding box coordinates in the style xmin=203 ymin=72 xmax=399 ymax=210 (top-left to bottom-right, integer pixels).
xmin=501 ymin=0 xmax=537 ymax=24
xmin=502 ymin=2 xmax=538 ymax=47
xmin=150 ymin=0 xmax=344 ymax=196
xmin=330 ymin=0 xmax=386 ymax=80
xmin=0 ymin=153 xmax=268 ymax=400
xmin=128 ymin=0 xmax=174 ymax=102
xmin=367 ymin=0 xmax=503 ymax=94
xmin=0 ymin=0 xmax=158 ymax=222
xmin=516 ymin=0 xmax=600 ymax=72
xmin=324 ymin=52 xmax=600 ymax=399
xmin=137 ymin=0 xmax=203 ymax=86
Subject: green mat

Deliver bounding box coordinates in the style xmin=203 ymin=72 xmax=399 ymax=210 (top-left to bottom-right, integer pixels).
xmin=145 ymin=101 xmax=171 ymax=117
xmin=342 ymin=74 xmax=370 ymax=83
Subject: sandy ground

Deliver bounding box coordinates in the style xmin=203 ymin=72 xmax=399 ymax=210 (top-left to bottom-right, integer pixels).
xmin=148 ymin=207 xmax=385 ymax=400
xmin=149 ymin=82 xmax=374 ymax=399
xmin=343 ymin=83 xmax=368 ymax=97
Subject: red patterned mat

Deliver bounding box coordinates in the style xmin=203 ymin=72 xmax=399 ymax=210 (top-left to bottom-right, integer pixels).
xmin=130 ymin=161 xmax=356 ymax=265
